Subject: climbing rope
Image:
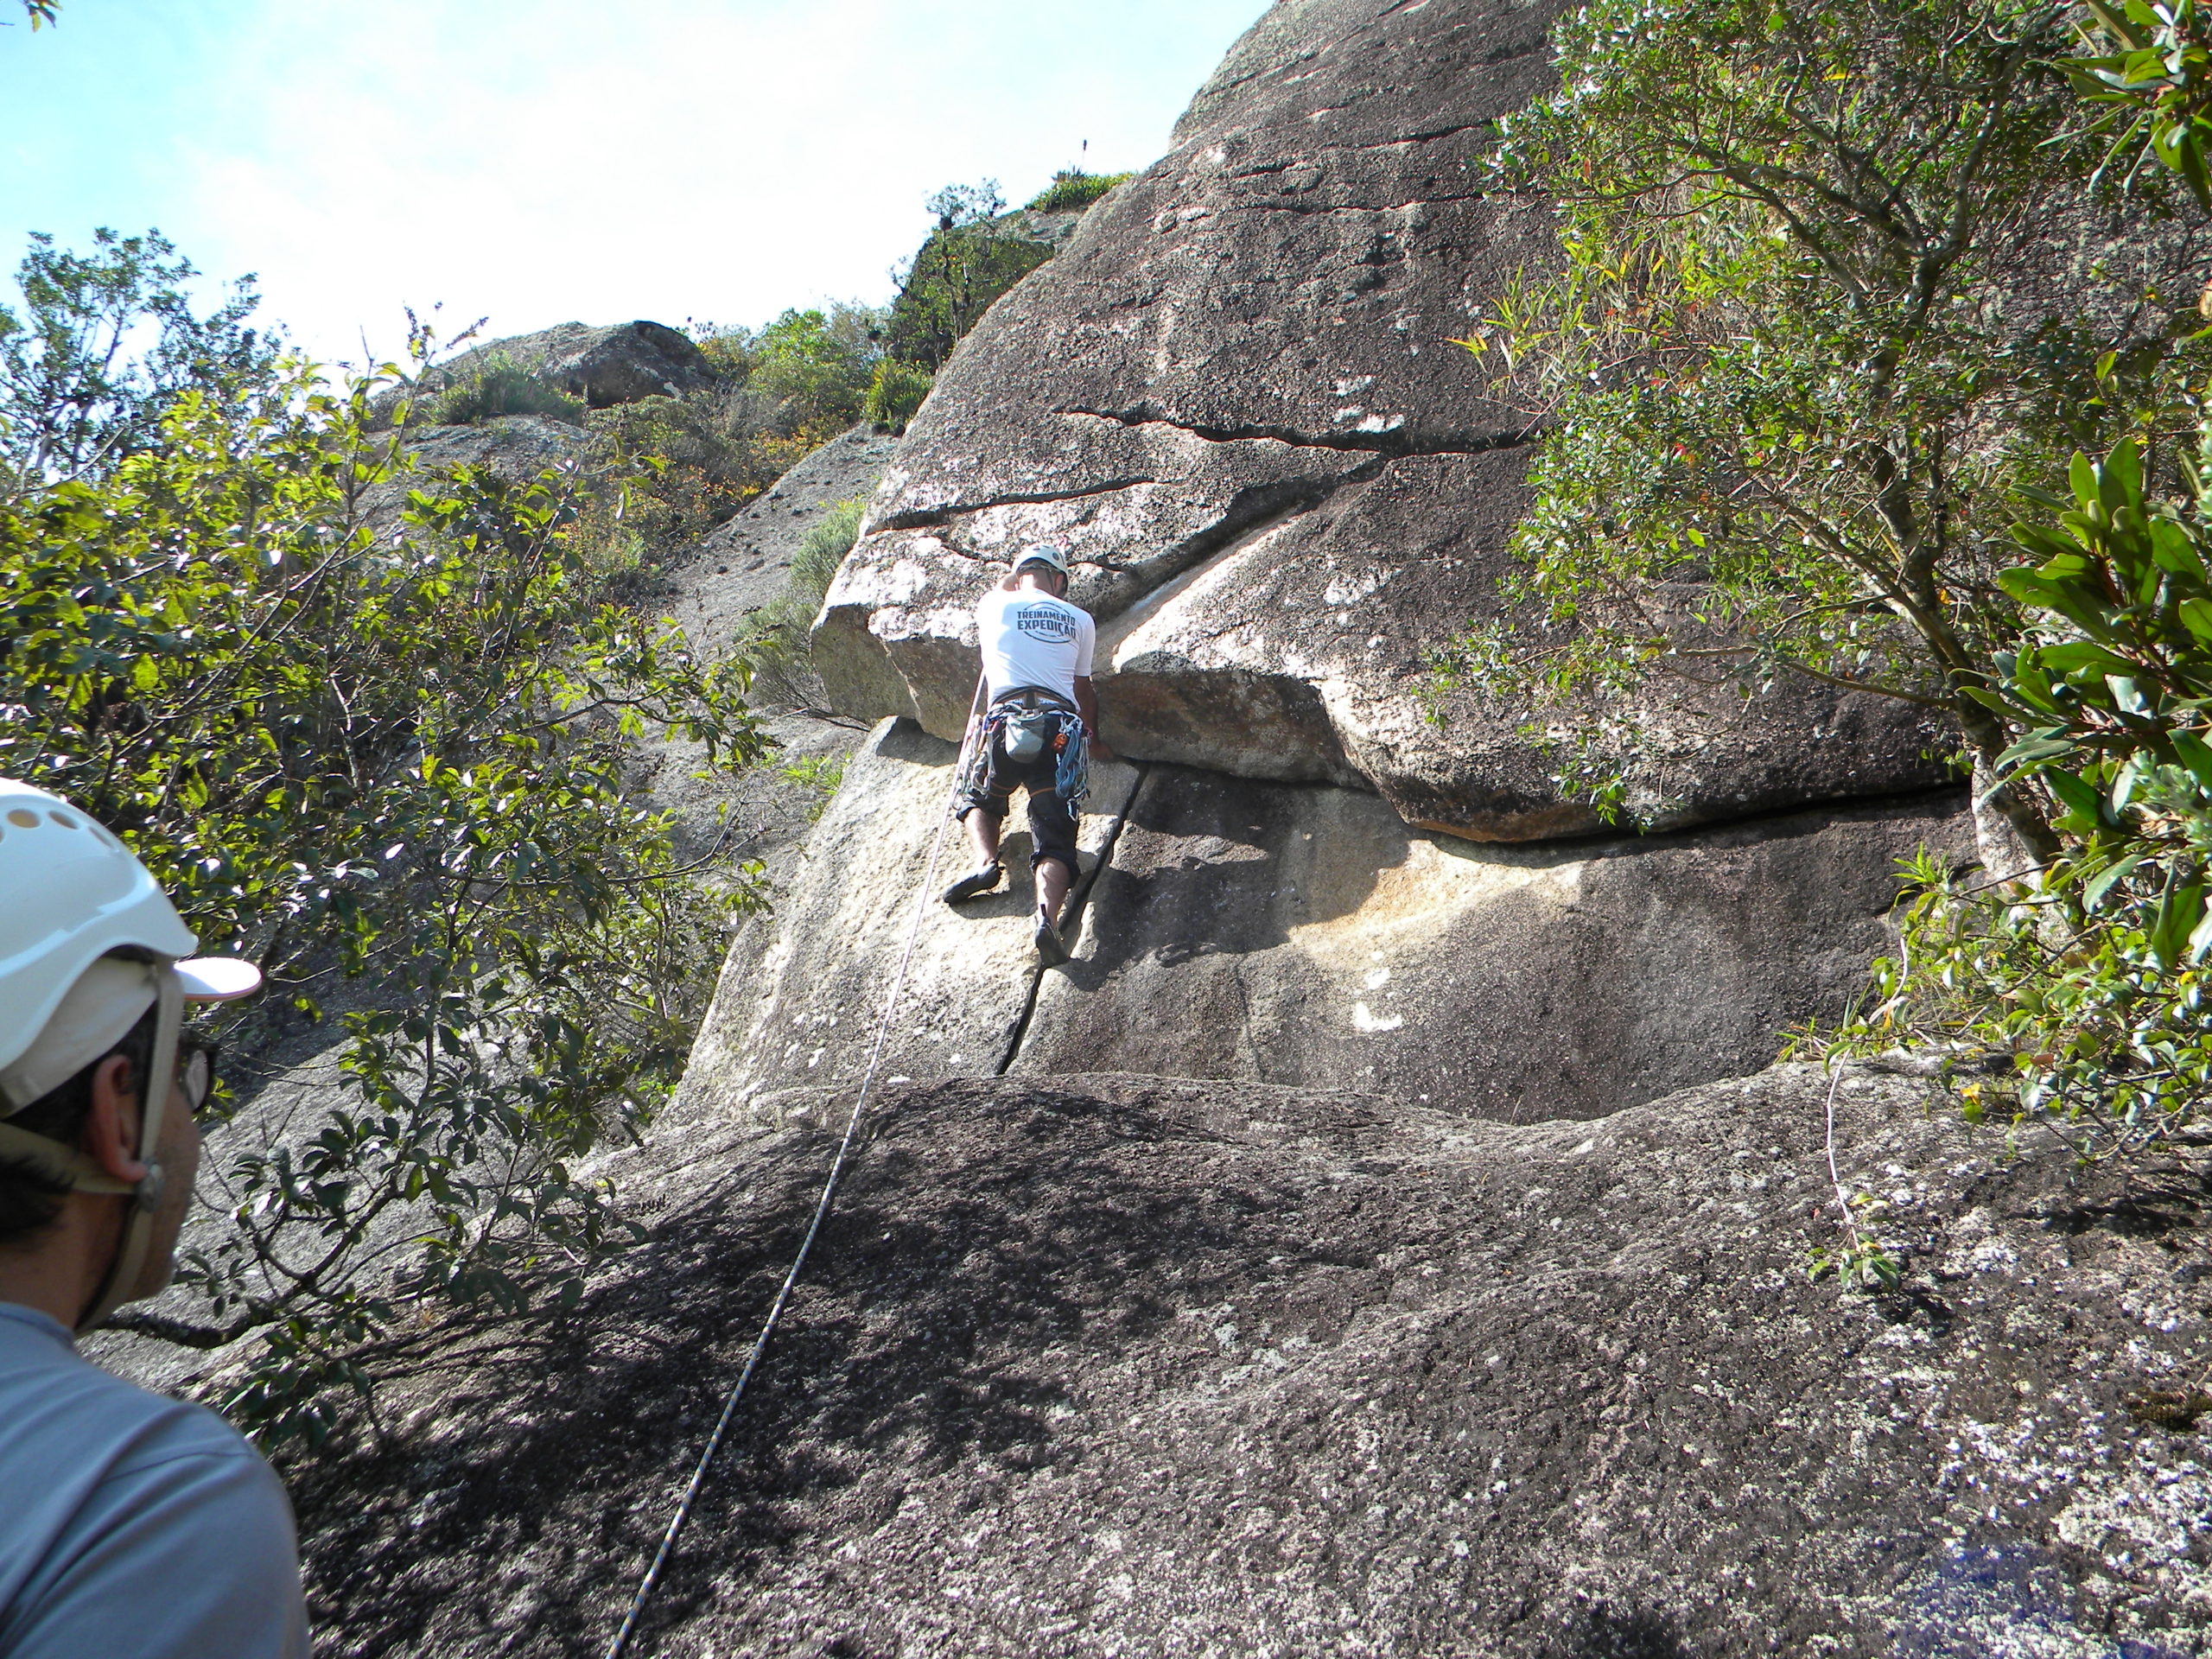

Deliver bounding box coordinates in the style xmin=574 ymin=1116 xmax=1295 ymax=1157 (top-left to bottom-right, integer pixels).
xmin=605 ymin=677 xmax=989 ymax=1659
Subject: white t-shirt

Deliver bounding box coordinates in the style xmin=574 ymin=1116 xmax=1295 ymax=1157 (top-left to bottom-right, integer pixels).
xmin=976 ymin=585 xmax=1096 ymax=704
xmin=0 ymin=1303 xmax=310 ymax=1659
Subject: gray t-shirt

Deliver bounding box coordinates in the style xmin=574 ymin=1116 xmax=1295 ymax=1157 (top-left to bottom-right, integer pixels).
xmin=0 ymin=1303 xmax=310 ymax=1658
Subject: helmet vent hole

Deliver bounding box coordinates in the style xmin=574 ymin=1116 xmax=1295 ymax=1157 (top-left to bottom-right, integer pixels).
xmin=4 ymin=810 xmax=36 ymax=829
xmin=48 ymin=812 xmax=76 ymax=830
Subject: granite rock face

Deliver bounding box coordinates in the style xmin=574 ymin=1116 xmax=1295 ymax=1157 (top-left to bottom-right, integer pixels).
xmin=1014 ymin=763 xmax=1972 ymax=1120
xmin=813 ymin=0 xmax=1954 ymax=841
xmin=661 ymin=425 xmax=899 ymax=666
xmin=286 ymin=1065 xmax=2212 ymax=1656
xmin=678 ymin=717 xmax=1969 ymax=1127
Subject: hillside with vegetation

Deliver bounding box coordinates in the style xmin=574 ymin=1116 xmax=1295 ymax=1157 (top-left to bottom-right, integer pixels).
xmin=12 ymin=0 xmax=2212 ymax=1650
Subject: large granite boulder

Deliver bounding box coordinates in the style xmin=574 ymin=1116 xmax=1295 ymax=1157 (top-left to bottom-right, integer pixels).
xmin=678 ymin=718 xmax=1970 ymax=1126
xmin=370 ymin=320 xmax=719 ymax=423
xmin=812 ymin=0 xmax=1954 ymax=842
xmin=282 ymin=1065 xmax=2212 ymax=1656
xmin=442 ymin=319 xmax=718 ymax=406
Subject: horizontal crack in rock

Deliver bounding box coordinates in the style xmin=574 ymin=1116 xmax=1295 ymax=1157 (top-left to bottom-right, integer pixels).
xmin=1060 ymin=407 xmax=1543 ymax=459
xmin=1329 ymin=119 xmax=1500 ymax=150
xmin=874 ymin=478 xmax=1158 ymax=533
xmin=1227 ymin=194 xmax=1491 ymax=216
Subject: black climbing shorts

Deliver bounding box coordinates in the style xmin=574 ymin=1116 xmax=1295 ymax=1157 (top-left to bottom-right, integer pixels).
xmin=958 ymin=736 xmax=1080 ymax=879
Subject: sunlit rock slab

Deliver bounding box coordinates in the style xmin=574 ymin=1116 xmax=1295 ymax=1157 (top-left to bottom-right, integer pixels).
xmin=1016 ymin=766 xmax=1972 ymax=1119
xmin=680 ymin=717 xmax=1967 ymax=1124
xmin=674 ymin=718 xmax=1143 ymax=1123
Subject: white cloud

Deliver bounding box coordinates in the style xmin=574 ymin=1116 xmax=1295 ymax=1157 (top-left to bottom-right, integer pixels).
xmin=4 ymin=0 xmax=1267 ymax=364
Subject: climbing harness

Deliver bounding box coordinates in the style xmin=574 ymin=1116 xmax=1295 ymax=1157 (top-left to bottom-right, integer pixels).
xmin=604 ymin=674 xmax=990 ymax=1659
xmin=957 ymin=686 xmax=1090 ymax=810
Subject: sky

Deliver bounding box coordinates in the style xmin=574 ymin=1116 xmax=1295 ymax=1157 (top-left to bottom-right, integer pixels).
xmin=0 ymin=0 xmax=1270 ymax=367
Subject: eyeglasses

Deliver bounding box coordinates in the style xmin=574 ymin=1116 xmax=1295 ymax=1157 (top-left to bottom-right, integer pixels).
xmin=176 ymin=1036 xmax=220 ymax=1122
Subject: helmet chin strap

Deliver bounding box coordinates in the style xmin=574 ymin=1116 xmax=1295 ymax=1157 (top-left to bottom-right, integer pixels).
xmin=73 ymin=963 xmax=179 ymax=1335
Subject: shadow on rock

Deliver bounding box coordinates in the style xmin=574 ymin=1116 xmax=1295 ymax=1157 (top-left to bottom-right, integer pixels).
xmin=1544 ymin=1602 xmax=1694 ymax=1659
xmin=286 ymin=1079 xmax=1383 ymax=1657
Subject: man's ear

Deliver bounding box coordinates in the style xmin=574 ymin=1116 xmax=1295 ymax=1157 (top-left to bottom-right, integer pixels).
xmin=84 ymin=1055 xmax=149 ymax=1185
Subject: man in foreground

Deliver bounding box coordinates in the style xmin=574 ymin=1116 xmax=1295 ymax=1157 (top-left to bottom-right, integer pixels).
xmin=942 ymin=542 xmax=1110 ymax=964
xmin=0 ymin=777 xmax=308 ymax=1657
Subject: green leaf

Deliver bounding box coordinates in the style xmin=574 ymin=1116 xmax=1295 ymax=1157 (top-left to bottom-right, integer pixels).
xmin=2172 ymin=728 xmax=2212 ymax=791
xmin=1995 ymin=730 xmax=2081 ymax=772
xmin=2034 ymin=640 xmax=2137 ymax=677
xmin=2072 ymin=451 xmax=2101 ymax=511
xmin=2148 ymin=517 xmax=2205 ymax=577
xmin=2107 ymin=442 xmax=2144 ymax=510
xmin=2045 ymin=768 xmax=2109 ymax=826
xmin=2083 ymin=854 xmax=2145 ymax=909
xmin=2152 ymin=882 xmax=2208 ymax=970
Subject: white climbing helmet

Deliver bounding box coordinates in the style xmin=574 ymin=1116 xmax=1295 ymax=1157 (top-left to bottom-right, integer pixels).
xmin=0 ymin=777 xmax=259 ymax=1111
xmin=0 ymin=778 xmax=262 ymax=1330
xmin=1014 ymin=542 xmax=1070 ymax=577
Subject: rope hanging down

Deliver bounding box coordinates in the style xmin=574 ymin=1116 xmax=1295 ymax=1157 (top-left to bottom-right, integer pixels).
xmin=605 ymin=677 xmax=989 ymax=1659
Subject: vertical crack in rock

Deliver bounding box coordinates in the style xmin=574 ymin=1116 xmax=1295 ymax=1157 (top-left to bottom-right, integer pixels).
xmin=995 ymin=762 xmax=1152 ymax=1075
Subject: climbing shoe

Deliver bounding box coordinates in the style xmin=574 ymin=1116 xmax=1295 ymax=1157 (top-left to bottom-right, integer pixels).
xmin=941 ymin=861 xmax=1002 ymax=905
xmin=1033 ymin=906 xmax=1068 ymax=966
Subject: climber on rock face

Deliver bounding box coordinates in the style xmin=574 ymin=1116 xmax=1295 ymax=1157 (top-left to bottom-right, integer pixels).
xmin=942 ymin=542 xmax=1112 ymax=965
xmin=0 ymin=779 xmax=309 ymax=1659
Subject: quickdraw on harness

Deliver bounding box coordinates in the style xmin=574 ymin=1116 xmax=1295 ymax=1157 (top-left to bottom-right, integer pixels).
xmin=957 ymin=686 xmax=1090 ymax=808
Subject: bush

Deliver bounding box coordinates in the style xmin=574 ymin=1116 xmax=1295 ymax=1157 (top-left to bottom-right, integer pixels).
xmin=862 ymin=357 xmax=933 ymax=433
xmin=747 ymin=306 xmax=880 ymax=437
xmin=1025 ymin=169 xmax=1133 ymax=213
xmin=0 ymin=234 xmax=767 ymax=1445
xmin=1827 ymin=433 xmax=2212 ymax=1160
xmin=791 ymin=497 xmax=867 ymax=603
xmin=427 ymin=351 xmax=585 ymax=427
xmin=574 ymin=384 xmax=795 ymax=573
xmin=690 ymin=303 xmax=882 ymax=449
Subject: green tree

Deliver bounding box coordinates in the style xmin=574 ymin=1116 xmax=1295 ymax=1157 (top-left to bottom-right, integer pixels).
xmin=1 ymin=236 xmax=769 ymax=1443
xmin=884 ymin=181 xmax=1057 ymax=372
xmin=0 ymin=227 xmax=276 ymax=480
xmin=1440 ymin=0 xmax=2208 ymax=851
xmin=747 ymin=303 xmax=881 ymax=437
